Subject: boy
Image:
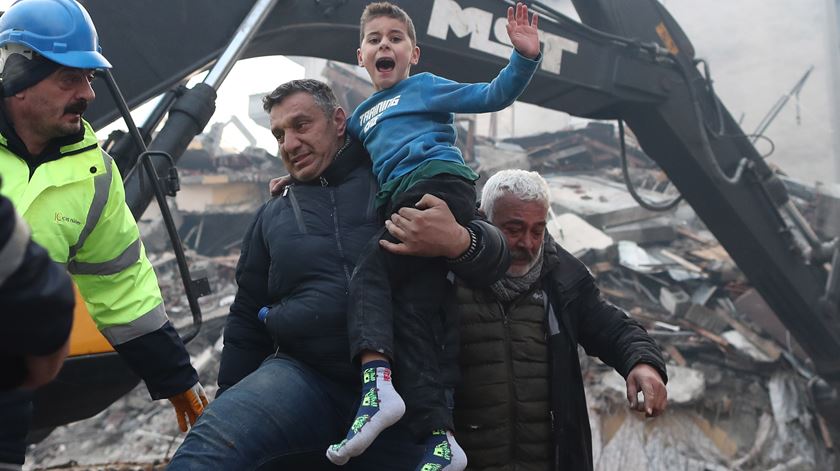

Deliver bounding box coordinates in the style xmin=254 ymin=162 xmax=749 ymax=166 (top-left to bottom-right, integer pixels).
xmin=329 ymin=2 xmax=541 ymax=470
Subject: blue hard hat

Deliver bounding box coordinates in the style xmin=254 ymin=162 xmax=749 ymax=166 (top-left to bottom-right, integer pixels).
xmin=0 ymin=0 xmax=111 ymax=69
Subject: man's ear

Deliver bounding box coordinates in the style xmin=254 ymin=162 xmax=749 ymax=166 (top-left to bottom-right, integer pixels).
xmin=333 ymin=106 xmax=347 ymax=136
xmin=357 ymin=48 xmax=363 ymax=66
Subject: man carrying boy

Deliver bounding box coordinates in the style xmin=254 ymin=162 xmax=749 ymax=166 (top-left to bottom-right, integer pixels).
xmin=329 ymin=3 xmax=541 ymax=470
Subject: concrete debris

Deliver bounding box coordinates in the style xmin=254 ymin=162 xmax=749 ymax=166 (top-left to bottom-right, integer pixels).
xmin=547 ymin=212 xmax=614 ymax=257
xmin=604 ymin=216 xmax=677 ymax=245
xmin=659 ymin=286 xmax=691 ymax=316
xmin=473 ymin=141 xmax=530 ymax=179
xmin=722 ymin=331 xmax=775 ymax=363
xmin=545 ymin=174 xmax=676 ymax=228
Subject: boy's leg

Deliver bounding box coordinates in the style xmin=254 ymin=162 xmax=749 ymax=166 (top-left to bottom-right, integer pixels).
xmin=332 ymin=231 xmax=408 ymax=465
xmin=338 ymin=175 xmax=474 ymax=466
xmin=390 ymin=257 xmax=467 ymax=471
xmin=326 ymin=354 xmax=406 ymax=465
xmin=390 ymin=176 xmax=475 ymax=471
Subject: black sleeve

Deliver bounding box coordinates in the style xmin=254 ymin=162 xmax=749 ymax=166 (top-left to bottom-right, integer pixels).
xmin=448 ymin=219 xmax=510 ymax=287
xmin=228 ymin=203 xmax=273 ymax=331
xmin=216 ymin=203 xmax=275 ymax=392
xmin=0 ymin=195 xmax=75 ymax=357
xmin=112 ymin=321 xmax=199 ymax=400
xmin=574 ymin=279 xmax=668 ymax=384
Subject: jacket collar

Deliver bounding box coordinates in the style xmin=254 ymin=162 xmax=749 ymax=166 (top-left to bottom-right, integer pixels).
xmin=540 ymin=232 xmax=592 ymax=294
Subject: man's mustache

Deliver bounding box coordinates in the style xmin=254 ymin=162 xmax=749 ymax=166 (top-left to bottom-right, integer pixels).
xmin=64 ymin=100 xmax=88 ymax=115
xmin=510 ymin=249 xmax=533 ymax=262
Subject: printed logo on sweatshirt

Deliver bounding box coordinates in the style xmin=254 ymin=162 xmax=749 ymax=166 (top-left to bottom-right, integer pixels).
xmin=359 ymin=95 xmax=401 ymax=134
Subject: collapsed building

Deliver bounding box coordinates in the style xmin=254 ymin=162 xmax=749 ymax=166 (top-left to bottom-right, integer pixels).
xmin=23 ymin=64 xmax=840 ymax=470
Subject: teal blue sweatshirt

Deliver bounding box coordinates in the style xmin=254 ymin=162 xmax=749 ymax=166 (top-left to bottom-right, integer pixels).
xmin=348 ymin=50 xmax=541 ymax=186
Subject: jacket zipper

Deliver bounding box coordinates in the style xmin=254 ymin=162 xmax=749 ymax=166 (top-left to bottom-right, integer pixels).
xmin=286 ymin=185 xmax=307 ymax=234
xmin=547 ymin=288 xmax=580 ymax=470
xmin=498 ymin=299 xmax=517 ymax=466
xmin=324 ymin=176 xmax=352 ymax=291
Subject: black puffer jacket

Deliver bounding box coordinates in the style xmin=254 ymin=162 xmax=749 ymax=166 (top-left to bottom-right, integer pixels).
xmin=231 ymin=139 xmax=379 ymax=384
xmin=0 ymin=193 xmax=74 ymax=389
xmin=230 ymin=138 xmax=509 ymax=385
xmin=454 ymin=234 xmax=667 ymax=470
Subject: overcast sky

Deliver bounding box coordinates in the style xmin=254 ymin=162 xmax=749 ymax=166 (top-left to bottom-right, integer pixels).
xmin=537 ymin=0 xmax=837 ymax=183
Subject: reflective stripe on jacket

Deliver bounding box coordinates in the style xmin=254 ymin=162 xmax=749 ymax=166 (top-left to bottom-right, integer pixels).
xmin=0 ymin=120 xmax=167 ymax=346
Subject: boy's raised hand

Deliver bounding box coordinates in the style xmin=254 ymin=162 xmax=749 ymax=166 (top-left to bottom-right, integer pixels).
xmin=506 ymin=2 xmax=540 ymax=59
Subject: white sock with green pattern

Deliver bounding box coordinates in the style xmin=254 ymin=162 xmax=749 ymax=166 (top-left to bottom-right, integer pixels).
xmin=326 ymin=360 xmax=405 ymax=465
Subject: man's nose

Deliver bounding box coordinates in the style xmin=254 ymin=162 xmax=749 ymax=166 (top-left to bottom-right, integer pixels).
xmin=78 ymin=80 xmax=95 ymax=102
xmin=283 ymin=132 xmax=300 ymax=152
xmin=521 ymin=234 xmax=538 ymax=251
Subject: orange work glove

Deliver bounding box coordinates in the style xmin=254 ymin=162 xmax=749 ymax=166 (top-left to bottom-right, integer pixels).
xmin=168 ymin=382 xmax=209 ymax=432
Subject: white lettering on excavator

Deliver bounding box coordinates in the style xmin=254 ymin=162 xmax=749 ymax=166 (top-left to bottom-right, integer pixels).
xmin=427 ymin=0 xmax=579 ymax=75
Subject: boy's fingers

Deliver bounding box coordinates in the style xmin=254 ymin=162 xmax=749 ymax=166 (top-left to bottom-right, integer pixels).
xmin=507 ymin=6 xmax=514 ymax=24
xmin=532 ymin=12 xmax=539 ymax=29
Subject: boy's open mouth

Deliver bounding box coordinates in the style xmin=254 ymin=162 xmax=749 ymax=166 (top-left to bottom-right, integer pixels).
xmin=375 ymin=57 xmax=395 ymax=72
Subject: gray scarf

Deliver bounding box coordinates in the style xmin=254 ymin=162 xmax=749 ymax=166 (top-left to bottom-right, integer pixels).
xmin=490 ymin=254 xmax=544 ymax=302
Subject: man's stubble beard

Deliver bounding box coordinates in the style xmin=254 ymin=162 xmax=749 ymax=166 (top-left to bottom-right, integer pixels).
xmin=506 ymin=242 xmax=544 ymax=278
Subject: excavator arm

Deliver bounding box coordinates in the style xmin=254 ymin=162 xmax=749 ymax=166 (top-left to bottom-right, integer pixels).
xmin=52 ymin=0 xmax=839 ymax=429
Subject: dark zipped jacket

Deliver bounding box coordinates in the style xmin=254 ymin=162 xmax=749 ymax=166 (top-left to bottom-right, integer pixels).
xmin=229 ymin=137 xmax=509 ymax=385
xmin=453 ymin=234 xmax=667 ymax=471
xmin=0 ymin=192 xmax=75 ymax=389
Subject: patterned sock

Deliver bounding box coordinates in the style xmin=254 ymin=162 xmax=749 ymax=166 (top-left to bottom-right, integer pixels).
xmin=326 ymin=360 xmax=406 ymax=465
xmin=414 ymin=429 xmax=467 ymax=471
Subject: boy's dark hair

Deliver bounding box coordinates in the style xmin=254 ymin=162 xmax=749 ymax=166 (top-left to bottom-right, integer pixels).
xmin=262 ymin=79 xmax=339 ymax=117
xmin=359 ymin=2 xmax=416 ymax=46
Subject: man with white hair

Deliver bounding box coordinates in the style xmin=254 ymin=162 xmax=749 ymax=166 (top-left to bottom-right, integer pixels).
xmin=457 ymin=169 xmax=667 ymax=470
xmin=383 ymin=169 xmax=668 ymax=470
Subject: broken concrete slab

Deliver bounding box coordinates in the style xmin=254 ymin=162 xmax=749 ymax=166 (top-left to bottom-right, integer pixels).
xmin=722 ymin=330 xmax=775 ymax=363
xmin=545 ymin=174 xmax=676 ymax=229
xmin=660 ymin=286 xmax=691 ymax=316
xmin=683 ymin=304 xmax=730 ymax=334
xmin=474 ymin=141 xmax=530 ymax=177
xmin=604 ymin=216 xmax=678 ymax=245
xmin=618 ymin=240 xmax=667 ymax=274
xmin=548 ymin=212 xmax=614 ymax=258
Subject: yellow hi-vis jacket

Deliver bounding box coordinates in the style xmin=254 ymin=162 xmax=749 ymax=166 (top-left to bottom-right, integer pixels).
xmin=0 ymin=120 xmax=168 ymax=347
